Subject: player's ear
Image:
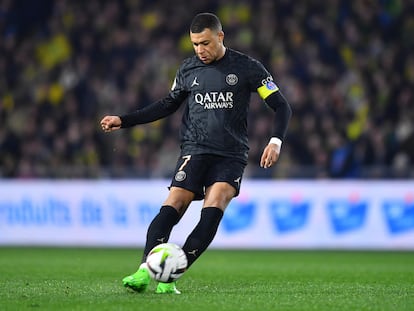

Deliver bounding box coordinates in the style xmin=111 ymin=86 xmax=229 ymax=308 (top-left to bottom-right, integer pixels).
xmin=218 ymin=31 xmax=224 ymax=43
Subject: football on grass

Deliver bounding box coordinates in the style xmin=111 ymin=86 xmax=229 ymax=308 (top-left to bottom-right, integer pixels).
xmin=146 ymin=243 xmax=188 ymax=283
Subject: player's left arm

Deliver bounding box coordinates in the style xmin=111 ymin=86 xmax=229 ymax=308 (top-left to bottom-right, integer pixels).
xmin=258 ymin=86 xmax=292 ymax=168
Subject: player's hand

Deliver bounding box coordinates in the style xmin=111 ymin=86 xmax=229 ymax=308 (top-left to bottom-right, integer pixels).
xmin=260 ymin=143 xmax=280 ymax=169
xmin=100 ymin=116 xmax=121 ymax=132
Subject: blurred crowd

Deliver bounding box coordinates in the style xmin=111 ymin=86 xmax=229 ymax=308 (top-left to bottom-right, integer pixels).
xmin=1 ymin=0 xmax=413 ymax=179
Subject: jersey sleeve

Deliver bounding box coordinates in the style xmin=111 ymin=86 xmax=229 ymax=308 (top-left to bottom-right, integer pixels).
xmin=169 ymin=65 xmax=189 ymax=102
xmin=119 ymin=64 xmax=189 ymax=128
xmin=248 ymin=58 xmax=279 ymax=100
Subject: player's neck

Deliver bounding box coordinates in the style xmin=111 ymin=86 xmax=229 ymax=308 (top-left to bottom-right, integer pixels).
xmin=216 ymin=46 xmax=226 ymax=62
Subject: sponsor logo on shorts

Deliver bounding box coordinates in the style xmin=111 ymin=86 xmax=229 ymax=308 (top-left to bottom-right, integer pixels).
xmin=175 ymin=170 xmax=186 ymax=182
xmin=234 ymin=177 xmax=241 ymax=187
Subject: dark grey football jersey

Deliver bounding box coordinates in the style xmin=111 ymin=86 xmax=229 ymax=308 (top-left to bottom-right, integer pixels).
xmin=170 ymin=48 xmax=279 ymax=163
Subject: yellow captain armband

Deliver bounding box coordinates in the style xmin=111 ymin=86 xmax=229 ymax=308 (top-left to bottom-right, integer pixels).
xmin=257 ymin=80 xmax=279 ymax=100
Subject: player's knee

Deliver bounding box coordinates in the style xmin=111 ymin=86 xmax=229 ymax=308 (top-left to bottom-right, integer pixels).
xmin=204 ymin=183 xmax=235 ymax=210
xmin=164 ymin=187 xmax=194 ymax=215
xmin=164 ymin=200 xmax=190 ymax=216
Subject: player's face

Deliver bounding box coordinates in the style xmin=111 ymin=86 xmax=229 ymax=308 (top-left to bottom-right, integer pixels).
xmin=190 ymin=28 xmax=225 ymax=64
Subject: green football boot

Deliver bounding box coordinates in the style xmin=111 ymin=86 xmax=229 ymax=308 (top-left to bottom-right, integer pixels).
xmin=122 ymin=264 xmax=151 ymax=293
xmin=156 ymin=281 xmax=181 ymax=294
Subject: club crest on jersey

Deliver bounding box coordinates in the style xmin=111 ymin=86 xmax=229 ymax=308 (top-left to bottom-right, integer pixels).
xmin=226 ymin=74 xmax=238 ymax=86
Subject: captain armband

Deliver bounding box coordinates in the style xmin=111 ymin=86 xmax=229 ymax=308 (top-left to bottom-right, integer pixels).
xmin=257 ymin=78 xmax=279 ymax=100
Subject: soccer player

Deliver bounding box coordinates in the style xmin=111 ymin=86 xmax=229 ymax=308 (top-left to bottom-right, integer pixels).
xmin=100 ymin=13 xmax=291 ymax=294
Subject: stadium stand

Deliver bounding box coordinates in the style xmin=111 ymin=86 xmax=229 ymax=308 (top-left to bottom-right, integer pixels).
xmin=1 ymin=0 xmax=413 ymax=178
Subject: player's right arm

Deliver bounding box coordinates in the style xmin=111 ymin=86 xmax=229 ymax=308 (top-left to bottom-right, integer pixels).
xmin=100 ymin=93 xmax=185 ymax=132
xmin=119 ymin=94 xmax=185 ymax=128
xmin=100 ymin=66 xmax=189 ymax=132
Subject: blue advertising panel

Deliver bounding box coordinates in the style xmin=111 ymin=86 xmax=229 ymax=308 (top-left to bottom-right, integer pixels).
xmin=1 ymin=180 xmax=413 ymax=249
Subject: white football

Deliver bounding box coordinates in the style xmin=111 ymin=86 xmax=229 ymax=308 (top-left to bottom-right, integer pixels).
xmin=146 ymin=243 xmax=188 ymax=283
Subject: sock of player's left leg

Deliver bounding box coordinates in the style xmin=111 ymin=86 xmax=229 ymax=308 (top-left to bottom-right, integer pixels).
xmin=141 ymin=205 xmax=180 ymax=263
xmin=182 ymin=207 xmax=224 ymax=268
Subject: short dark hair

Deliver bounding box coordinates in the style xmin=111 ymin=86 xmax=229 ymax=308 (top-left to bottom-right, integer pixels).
xmin=190 ymin=13 xmax=222 ymax=33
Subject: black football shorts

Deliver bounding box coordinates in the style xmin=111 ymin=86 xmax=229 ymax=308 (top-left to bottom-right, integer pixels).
xmin=170 ymin=154 xmax=246 ymax=200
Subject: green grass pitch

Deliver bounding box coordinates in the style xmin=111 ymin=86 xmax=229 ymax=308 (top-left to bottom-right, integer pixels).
xmin=0 ymin=248 xmax=413 ymax=311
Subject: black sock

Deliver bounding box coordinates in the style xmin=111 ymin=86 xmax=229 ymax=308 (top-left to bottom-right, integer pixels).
xmin=182 ymin=207 xmax=224 ymax=268
xmin=141 ymin=205 xmax=180 ymax=263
